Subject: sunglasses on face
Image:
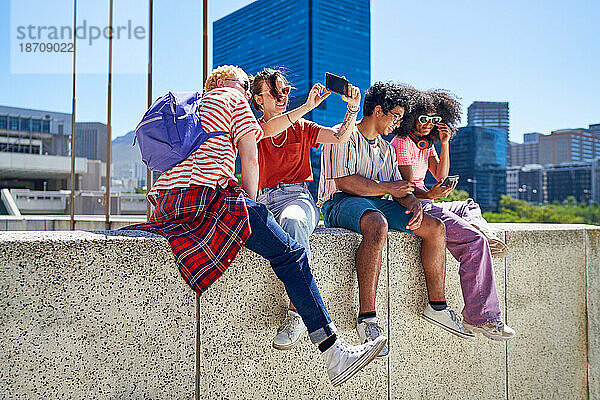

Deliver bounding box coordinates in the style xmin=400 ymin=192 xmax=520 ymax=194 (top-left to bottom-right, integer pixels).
xmin=225 ymin=78 xmax=250 ymax=92
xmin=418 ymin=115 xmax=442 ymax=124
xmin=259 ymin=85 xmax=291 ymax=97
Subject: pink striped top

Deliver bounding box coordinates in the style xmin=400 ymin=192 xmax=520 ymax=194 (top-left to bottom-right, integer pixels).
xmin=390 ymin=135 xmax=438 ymax=189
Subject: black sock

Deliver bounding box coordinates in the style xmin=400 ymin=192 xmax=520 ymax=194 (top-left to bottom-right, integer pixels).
xmin=429 ymin=301 xmax=447 ymax=311
xmin=357 ymin=311 xmax=377 ymax=323
xmin=318 ymin=334 xmax=338 ymax=352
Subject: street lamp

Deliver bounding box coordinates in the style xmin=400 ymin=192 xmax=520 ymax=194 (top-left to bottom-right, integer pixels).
xmin=466 ymin=178 xmax=477 ymax=202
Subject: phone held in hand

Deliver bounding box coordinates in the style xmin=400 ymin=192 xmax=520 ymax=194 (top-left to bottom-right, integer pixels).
xmin=325 ymin=72 xmax=349 ymax=97
xmin=441 ymin=175 xmax=459 ymax=187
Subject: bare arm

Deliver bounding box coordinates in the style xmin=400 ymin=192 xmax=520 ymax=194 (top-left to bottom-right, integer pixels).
xmin=237 ymin=132 xmax=260 ymax=200
xmin=316 ymin=85 xmax=362 ymax=144
xmin=334 ymin=174 xmax=414 ymax=198
xmin=430 ymin=123 xmax=453 ymax=180
xmin=260 ymin=103 xmax=312 ymax=138
xmin=260 ymin=83 xmax=330 ymax=138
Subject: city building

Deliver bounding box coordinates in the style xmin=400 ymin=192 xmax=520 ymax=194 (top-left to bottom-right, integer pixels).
xmin=213 ymin=0 xmax=370 ymax=198
xmin=449 ymin=126 xmax=507 ymax=211
xmin=0 ymin=105 xmax=110 ymax=192
xmin=539 ymin=128 xmax=600 ymax=165
xmin=467 ymin=101 xmax=510 ymax=135
xmin=467 ymin=101 xmax=510 ymax=166
xmin=508 ymin=161 xmax=598 ymax=204
xmin=544 ymin=162 xmax=592 ymax=204
xmin=0 ymin=105 xmax=71 ymax=156
xmin=75 ymin=122 xmax=108 ymax=162
xmin=506 ymin=166 xmax=520 ymax=199
xmin=516 ymin=164 xmax=544 ymax=203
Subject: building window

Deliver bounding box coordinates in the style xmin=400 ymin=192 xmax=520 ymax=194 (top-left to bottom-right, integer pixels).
xmin=20 ymin=118 xmax=30 ymax=131
xmin=9 ymin=117 xmax=19 ymax=130
xmin=58 ymin=124 xmax=63 ymax=135
xmin=32 ymin=119 xmax=41 ymax=132
xmin=42 ymin=120 xmax=50 ymax=133
xmin=0 ymin=116 xmax=6 ymax=129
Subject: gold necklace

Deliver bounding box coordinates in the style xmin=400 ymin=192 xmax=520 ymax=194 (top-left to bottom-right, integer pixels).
xmin=270 ymin=130 xmax=288 ymax=148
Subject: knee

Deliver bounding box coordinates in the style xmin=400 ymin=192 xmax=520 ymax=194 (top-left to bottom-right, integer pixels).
xmin=360 ymin=212 xmax=388 ymax=245
xmin=280 ymin=216 xmax=309 ymax=235
xmin=420 ymin=215 xmax=446 ymax=240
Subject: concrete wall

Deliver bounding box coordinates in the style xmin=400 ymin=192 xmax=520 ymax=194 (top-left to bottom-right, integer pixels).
xmin=0 ymin=224 xmax=598 ymax=399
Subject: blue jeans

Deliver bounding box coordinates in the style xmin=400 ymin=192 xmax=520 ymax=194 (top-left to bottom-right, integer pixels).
xmin=243 ymin=197 xmax=336 ymax=343
xmin=257 ymin=183 xmax=319 ymax=261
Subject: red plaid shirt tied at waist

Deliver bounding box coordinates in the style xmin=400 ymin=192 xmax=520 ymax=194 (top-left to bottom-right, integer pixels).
xmin=121 ymin=182 xmax=251 ymax=295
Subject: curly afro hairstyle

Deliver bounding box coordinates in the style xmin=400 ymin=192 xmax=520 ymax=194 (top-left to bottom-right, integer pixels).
xmin=363 ymin=82 xmax=415 ymax=117
xmin=393 ymin=87 xmax=462 ymax=144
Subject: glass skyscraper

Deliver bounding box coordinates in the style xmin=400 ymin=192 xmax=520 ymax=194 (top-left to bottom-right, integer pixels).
xmin=449 ymin=126 xmax=507 ymax=211
xmin=213 ymin=0 xmax=371 ymax=197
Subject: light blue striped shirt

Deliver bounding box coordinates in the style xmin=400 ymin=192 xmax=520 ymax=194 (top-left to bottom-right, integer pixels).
xmin=318 ymin=124 xmax=403 ymax=206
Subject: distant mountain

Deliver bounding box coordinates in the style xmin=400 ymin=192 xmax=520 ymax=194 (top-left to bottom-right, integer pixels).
xmin=111 ymin=130 xmax=145 ymax=182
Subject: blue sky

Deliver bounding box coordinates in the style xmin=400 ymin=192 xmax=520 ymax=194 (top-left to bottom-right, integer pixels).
xmin=1 ymin=0 xmax=599 ymax=142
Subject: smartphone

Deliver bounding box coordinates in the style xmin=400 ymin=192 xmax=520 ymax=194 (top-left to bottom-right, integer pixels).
xmin=325 ymin=72 xmax=349 ymax=97
xmin=441 ymin=175 xmax=459 ymax=187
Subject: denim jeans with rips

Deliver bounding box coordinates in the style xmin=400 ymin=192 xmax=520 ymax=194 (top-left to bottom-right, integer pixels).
xmin=243 ymin=197 xmax=336 ymax=343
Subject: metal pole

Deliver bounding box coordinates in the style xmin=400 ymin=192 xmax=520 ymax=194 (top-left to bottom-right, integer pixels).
xmin=196 ymin=5 xmax=208 ymax=399
xmin=69 ymin=0 xmax=77 ymax=230
xmin=105 ymin=0 xmax=113 ymax=230
xmin=146 ymin=0 xmax=153 ymax=220
xmin=203 ymin=0 xmax=208 ymax=85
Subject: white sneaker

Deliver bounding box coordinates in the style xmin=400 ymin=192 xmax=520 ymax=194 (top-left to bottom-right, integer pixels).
xmin=322 ymin=336 xmax=387 ymax=387
xmin=472 ymin=224 xmax=508 ymax=258
xmin=421 ymin=304 xmax=475 ymax=339
xmin=463 ymin=320 xmax=516 ymax=341
xmin=356 ymin=317 xmax=389 ymax=358
xmin=272 ymin=310 xmax=307 ymax=350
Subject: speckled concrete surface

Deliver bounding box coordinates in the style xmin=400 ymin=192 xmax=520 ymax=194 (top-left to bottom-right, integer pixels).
xmin=0 ymin=230 xmax=196 ymax=400
xmin=506 ymin=229 xmax=588 ymax=400
xmin=197 ymin=227 xmax=389 ymax=399
xmin=0 ymin=225 xmax=598 ymax=399
xmin=587 ymin=229 xmax=600 ymax=400
xmin=387 ymin=230 xmax=507 ymax=399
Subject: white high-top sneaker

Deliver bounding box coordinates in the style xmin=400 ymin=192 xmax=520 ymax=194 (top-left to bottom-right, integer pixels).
xmin=321 ymin=336 xmax=387 ymax=387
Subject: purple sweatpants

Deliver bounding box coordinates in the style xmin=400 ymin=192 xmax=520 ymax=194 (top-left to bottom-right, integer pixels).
xmin=420 ymin=198 xmax=502 ymax=326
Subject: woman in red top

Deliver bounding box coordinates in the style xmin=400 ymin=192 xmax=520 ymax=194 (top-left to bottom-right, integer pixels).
xmin=250 ymin=68 xmax=361 ymax=350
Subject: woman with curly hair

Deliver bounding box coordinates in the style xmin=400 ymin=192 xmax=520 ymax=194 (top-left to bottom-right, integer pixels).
xmin=390 ymin=87 xmax=515 ymax=341
xmin=250 ymin=67 xmax=362 ymax=351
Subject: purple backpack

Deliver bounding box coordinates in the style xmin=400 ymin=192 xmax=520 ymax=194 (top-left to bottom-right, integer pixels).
xmin=134 ymin=91 xmax=228 ymax=173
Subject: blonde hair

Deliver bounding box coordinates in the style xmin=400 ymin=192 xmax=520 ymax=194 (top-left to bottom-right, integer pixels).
xmin=204 ymin=65 xmax=246 ymax=92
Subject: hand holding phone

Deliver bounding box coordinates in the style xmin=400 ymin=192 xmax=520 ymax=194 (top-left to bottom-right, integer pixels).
xmin=441 ymin=175 xmax=459 ymax=187
xmin=325 ymin=72 xmax=349 ymax=97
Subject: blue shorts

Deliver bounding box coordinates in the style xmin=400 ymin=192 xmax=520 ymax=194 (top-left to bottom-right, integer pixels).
xmin=321 ymin=192 xmax=414 ymax=235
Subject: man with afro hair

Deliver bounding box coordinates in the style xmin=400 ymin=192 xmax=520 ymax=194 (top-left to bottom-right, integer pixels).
xmin=319 ymin=83 xmax=473 ymax=357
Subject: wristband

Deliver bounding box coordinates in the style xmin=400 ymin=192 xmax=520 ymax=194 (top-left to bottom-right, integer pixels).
xmin=347 ymin=104 xmax=360 ymax=114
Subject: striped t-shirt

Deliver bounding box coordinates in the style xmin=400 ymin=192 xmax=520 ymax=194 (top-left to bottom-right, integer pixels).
xmin=318 ymin=124 xmax=403 ymax=206
xmin=149 ymin=87 xmax=263 ymax=198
